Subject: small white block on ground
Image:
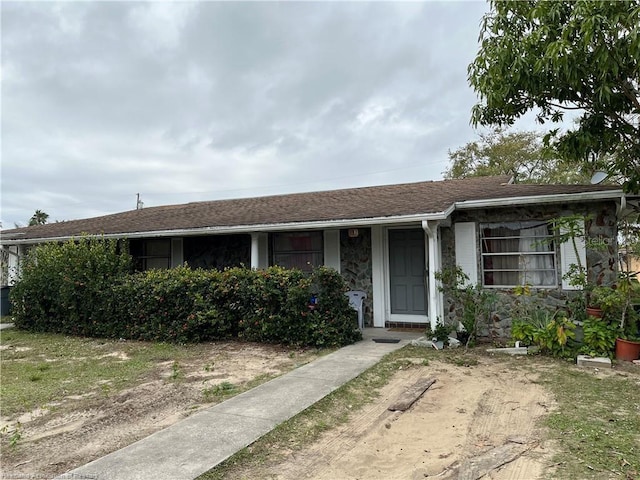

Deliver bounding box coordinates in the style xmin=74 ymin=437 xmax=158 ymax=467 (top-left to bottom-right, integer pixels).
xmin=576 ymin=355 xmax=612 ymax=368
xmin=410 ymin=337 xmax=431 ymax=347
xmin=486 ymin=347 xmax=529 ymax=355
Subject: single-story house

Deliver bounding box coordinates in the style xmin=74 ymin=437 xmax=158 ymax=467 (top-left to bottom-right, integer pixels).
xmin=2 ymin=175 xmax=637 ymax=331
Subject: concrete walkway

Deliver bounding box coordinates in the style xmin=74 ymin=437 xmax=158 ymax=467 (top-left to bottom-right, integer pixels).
xmin=60 ymin=328 xmax=423 ymax=480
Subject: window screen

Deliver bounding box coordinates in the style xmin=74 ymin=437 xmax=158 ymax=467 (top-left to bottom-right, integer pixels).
xmin=272 ymin=231 xmax=323 ymax=272
xmin=481 ymin=222 xmax=556 ymax=287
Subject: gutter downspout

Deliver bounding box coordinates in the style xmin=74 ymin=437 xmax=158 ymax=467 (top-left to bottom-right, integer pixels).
xmin=422 ymin=220 xmax=443 ymax=332
xmin=616 ymin=194 xmax=627 ymax=218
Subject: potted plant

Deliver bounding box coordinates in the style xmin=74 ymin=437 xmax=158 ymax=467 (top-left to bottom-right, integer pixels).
xmin=615 ymin=335 xmax=640 ymax=361
xmin=434 ymin=322 xmax=454 ymax=347
xmin=615 ymin=313 xmax=640 ymax=361
xmin=614 ymin=278 xmax=640 ymax=361
xmin=424 ymin=322 xmax=455 ymax=349
xmin=582 ymin=285 xmax=640 ymax=360
xmin=588 ymin=285 xmax=625 ymax=321
xmin=614 ymin=211 xmax=640 ymax=361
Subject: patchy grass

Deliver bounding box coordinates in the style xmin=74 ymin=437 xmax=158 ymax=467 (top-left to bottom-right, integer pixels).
xmin=199 ymin=345 xmax=438 ymax=479
xmin=0 ymin=329 xmax=327 ymax=423
xmin=541 ymin=366 xmax=640 ymax=480
xmin=199 ymin=346 xmax=640 ymax=480
xmin=0 ymin=330 xmax=206 ymax=417
xmin=203 ymin=381 xmax=237 ymax=401
xmin=3 ymin=328 xmax=638 ymax=480
xmin=1 ymin=329 xmax=327 ymax=421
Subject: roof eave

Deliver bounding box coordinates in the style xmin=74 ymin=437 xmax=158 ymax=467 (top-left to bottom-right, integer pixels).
xmin=0 ymin=208 xmax=456 ymax=245
xmin=1 ymin=190 xmax=625 ymax=246
xmin=454 ymin=190 xmax=625 ymax=210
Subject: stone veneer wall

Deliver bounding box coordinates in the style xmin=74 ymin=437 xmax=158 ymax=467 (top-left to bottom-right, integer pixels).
xmin=183 ymin=235 xmax=251 ymax=270
xmin=440 ymin=201 xmax=618 ymax=340
xmin=340 ymin=228 xmax=373 ymax=326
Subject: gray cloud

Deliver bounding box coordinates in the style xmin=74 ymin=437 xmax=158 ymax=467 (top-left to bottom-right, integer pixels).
xmin=1 ymin=1 xmax=503 ymax=228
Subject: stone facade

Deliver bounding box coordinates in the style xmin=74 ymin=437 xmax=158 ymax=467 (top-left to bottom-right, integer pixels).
xmin=183 ymin=234 xmax=251 ymax=270
xmin=585 ymin=204 xmax=619 ymax=286
xmin=440 ymin=201 xmax=618 ymax=340
xmin=340 ymin=228 xmax=373 ymax=326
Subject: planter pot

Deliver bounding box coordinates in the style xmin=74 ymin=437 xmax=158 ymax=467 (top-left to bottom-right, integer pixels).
xmin=615 ymin=338 xmax=640 ymax=361
xmin=586 ymin=307 xmax=603 ymax=319
xmin=457 ymin=331 xmax=471 ymax=346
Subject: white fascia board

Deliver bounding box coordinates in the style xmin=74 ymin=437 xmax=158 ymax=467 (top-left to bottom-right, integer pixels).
xmin=0 ymin=207 xmax=456 ymax=246
xmin=455 ymin=190 xmax=624 ymax=210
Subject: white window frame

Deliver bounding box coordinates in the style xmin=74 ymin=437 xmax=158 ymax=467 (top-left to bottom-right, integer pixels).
xmin=271 ymin=231 xmax=324 ymax=272
xmin=138 ymin=239 xmax=172 ymax=270
xmin=480 ymin=221 xmax=558 ymax=288
xmin=559 ymin=222 xmax=587 ymax=290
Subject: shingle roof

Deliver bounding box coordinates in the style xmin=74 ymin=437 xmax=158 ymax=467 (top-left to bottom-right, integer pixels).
xmin=0 ymin=176 xmax=623 ymax=242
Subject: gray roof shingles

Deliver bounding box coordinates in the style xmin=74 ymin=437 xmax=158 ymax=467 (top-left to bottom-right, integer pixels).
xmin=1 ymin=176 xmax=622 ymax=241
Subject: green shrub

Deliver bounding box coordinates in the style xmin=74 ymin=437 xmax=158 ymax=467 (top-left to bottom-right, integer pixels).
xmin=435 ymin=266 xmax=496 ymax=347
xmin=11 ymin=237 xmax=132 ymax=334
xmin=213 ymin=267 xmax=260 ymax=335
xmin=110 ymin=267 xmax=230 ymax=343
xmin=306 ymin=266 xmax=362 ymax=347
xmin=512 ymin=311 xmax=577 ymax=358
xmin=581 ymin=316 xmax=618 ymax=357
xmin=511 ymin=320 xmax=536 ymax=345
xmin=238 ymin=266 xmax=361 ymax=347
xmin=238 ymin=267 xmax=309 ymax=344
xmin=12 ymin=241 xmax=360 ymax=347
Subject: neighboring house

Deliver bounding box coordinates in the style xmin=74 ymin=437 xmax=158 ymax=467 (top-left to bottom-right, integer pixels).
xmin=2 ymin=176 xmax=637 ymax=332
xmin=620 ymin=247 xmax=640 ymax=283
xmin=633 ymin=257 xmax=640 ymax=282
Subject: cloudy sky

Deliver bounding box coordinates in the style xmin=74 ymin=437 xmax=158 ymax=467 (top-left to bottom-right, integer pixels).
xmin=1 ymin=0 xmax=540 ymax=228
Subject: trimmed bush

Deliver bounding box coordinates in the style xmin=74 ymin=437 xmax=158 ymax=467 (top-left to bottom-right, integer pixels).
xmin=307 ymin=266 xmax=363 ymax=347
xmin=11 ymin=240 xmax=361 ymax=347
xmin=109 ymin=267 xmax=230 ymax=343
xmin=231 ymin=266 xmax=362 ymax=347
xmin=237 ymin=267 xmax=310 ymax=344
xmin=11 ymin=237 xmax=132 ymax=334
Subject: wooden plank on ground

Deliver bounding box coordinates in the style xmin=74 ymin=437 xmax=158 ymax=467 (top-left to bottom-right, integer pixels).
xmin=387 ymin=378 xmax=436 ymax=412
xmin=456 ymin=441 xmax=533 ymax=480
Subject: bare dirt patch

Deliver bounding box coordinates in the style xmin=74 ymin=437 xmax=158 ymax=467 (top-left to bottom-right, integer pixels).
xmin=246 ymin=355 xmax=557 ymax=480
xmin=1 ymin=342 xmax=320 ymax=478
xmin=8 ymin=340 xmax=631 ymax=480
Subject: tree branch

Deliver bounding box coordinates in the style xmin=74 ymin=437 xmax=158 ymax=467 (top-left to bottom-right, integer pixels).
xmin=620 ymin=80 xmax=640 ymax=111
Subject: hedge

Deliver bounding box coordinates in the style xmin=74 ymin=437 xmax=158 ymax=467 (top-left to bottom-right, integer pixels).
xmin=10 ymin=237 xmax=132 ymax=335
xmin=11 ymin=239 xmax=361 ymax=347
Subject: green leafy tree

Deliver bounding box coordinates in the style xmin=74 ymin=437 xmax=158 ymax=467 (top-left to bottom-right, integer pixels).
xmin=444 ymin=128 xmax=596 ymax=183
xmin=28 ymin=210 xmax=49 ymax=226
xmin=469 ymin=0 xmax=640 ymax=192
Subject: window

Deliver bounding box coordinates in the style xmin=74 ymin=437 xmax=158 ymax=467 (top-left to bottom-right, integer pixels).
xmin=133 ymin=239 xmax=171 ymax=270
xmin=481 ymin=221 xmax=556 ymax=287
xmin=272 ymin=231 xmax=323 ymax=272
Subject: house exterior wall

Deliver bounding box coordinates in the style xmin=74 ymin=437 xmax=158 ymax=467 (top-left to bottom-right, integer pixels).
xmin=183 ymin=234 xmax=251 ymax=270
xmin=0 ymin=245 xmax=21 ymax=287
xmin=441 ymin=201 xmax=618 ymax=339
xmin=340 ymin=228 xmax=373 ymax=327
xmin=630 ymin=256 xmax=640 ymax=282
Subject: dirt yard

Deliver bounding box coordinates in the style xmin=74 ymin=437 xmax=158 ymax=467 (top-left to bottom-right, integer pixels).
xmin=3 ymin=341 xmax=631 ymax=480
xmin=0 ymin=341 xmax=320 ymax=479
xmin=242 ymin=354 xmax=559 ymax=480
